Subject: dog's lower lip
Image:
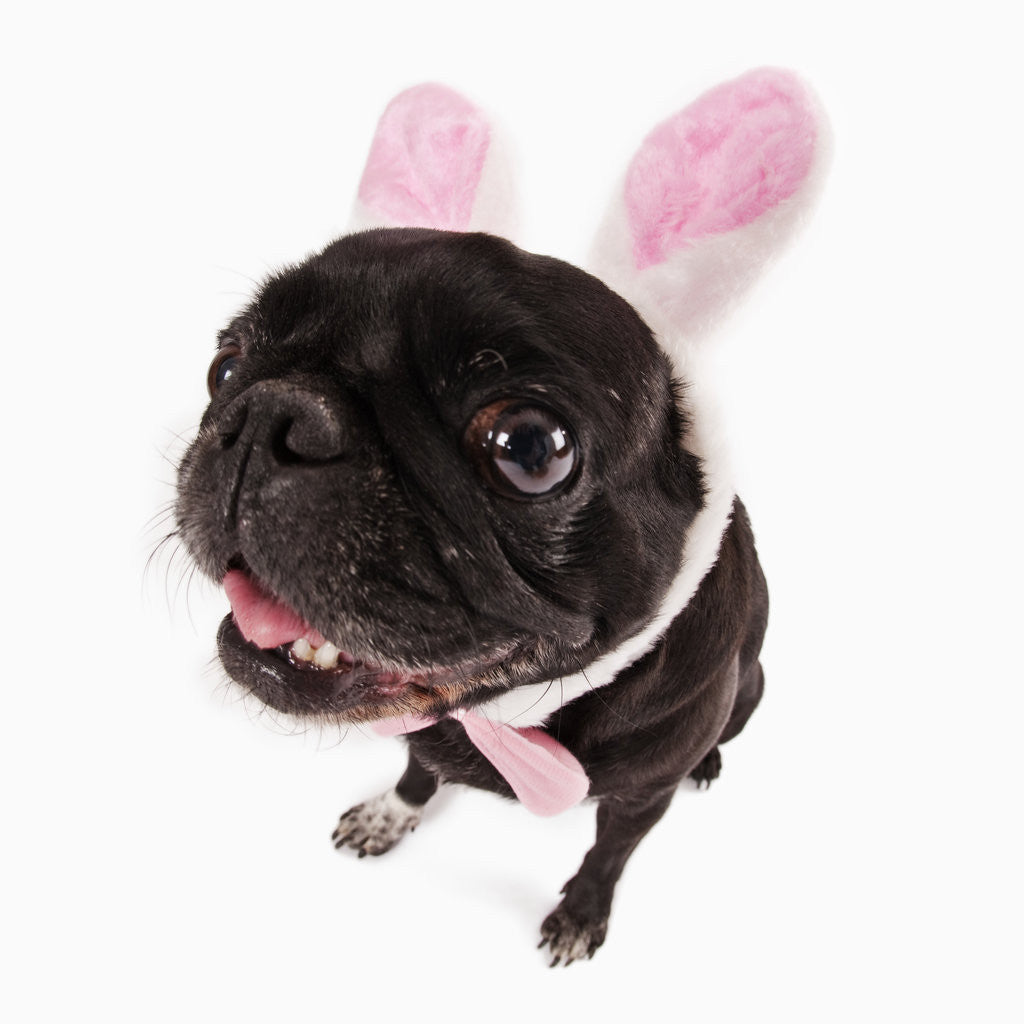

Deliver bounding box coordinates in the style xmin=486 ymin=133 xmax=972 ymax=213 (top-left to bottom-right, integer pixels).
xmin=215 ymin=613 xmax=528 ymax=719
xmin=217 ymin=615 xmax=433 ymax=715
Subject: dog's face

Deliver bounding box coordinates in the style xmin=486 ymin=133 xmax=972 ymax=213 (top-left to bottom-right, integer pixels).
xmin=176 ymin=228 xmax=702 ymax=722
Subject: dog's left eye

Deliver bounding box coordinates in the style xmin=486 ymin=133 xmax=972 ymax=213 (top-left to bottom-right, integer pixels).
xmin=207 ymin=343 xmax=242 ymax=397
xmin=465 ymin=401 xmax=578 ymax=499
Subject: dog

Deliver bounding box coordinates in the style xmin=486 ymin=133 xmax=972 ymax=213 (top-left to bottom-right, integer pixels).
xmin=175 ymin=72 xmax=827 ymax=965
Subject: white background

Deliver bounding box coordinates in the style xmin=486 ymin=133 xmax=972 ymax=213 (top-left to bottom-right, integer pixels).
xmin=3 ymin=1 xmax=1021 ymax=1020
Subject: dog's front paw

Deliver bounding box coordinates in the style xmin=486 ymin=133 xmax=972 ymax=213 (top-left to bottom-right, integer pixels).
xmin=331 ymin=788 xmax=423 ymax=858
xmin=538 ymin=900 xmax=608 ymax=967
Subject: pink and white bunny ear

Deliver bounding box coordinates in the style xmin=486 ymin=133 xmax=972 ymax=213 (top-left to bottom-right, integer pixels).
xmin=589 ymin=68 xmax=829 ymax=355
xmin=348 ymin=83 xmax=517 ymax=238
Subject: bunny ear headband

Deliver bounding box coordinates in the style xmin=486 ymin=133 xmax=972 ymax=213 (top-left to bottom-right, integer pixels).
xmin=348 ymin=70 xmax=827 ymax=344
xmin=348 ymin=71 xmax=829 ymax=728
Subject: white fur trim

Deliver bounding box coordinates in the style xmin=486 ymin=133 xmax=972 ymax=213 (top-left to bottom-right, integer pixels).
xmin=473 ymin=348 xmax=734 ymax=729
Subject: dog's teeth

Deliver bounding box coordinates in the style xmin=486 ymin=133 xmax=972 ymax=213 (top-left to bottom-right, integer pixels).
xmin=313 ymin=640 xmax=341 ymax=669
xmin=292 ymin=637 xmax=314 ymax=662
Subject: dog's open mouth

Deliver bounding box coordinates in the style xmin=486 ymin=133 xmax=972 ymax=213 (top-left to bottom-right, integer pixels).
xmin=217 ymin=568 xmax=505 ymax=720
xmin=224 ymin=569 xmax=385 ymax=676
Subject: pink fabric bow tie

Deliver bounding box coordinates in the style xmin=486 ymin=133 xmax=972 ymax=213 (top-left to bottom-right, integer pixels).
xmin=374 ymin=709 xmax=589 ymax=817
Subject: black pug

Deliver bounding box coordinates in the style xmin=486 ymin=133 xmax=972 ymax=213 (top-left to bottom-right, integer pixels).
xmin=175 ymin=73 xmax=826 ymax=965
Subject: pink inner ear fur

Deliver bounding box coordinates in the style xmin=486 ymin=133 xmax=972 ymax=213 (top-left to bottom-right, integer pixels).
xmin=357 ymin=83 xmax=490 ymax=231
xmin=626 ymin=69 xmax=817 ymax=270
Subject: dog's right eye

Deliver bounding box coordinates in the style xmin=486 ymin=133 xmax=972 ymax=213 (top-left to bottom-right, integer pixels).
xmin=207 ymin=343 xmax=243 ymax=397
xmin=464 ymin=400 xmax=578 ymax=499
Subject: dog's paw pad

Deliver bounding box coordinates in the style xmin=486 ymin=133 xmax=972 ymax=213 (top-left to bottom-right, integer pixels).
xmin=538 ymin=904 xmax=608 ymax=967
xmin=331 ymin=789 xmax=423 ymax=857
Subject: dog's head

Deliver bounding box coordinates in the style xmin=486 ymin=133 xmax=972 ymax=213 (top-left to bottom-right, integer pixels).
xmin=175 ymin=73 xmax=827 ymax=724
xmin=176 ymin=227 xmax=698 ymax=720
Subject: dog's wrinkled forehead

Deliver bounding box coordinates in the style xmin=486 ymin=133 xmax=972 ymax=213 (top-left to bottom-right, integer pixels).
xmin=227 ymin=228 xmax=671 ymax=451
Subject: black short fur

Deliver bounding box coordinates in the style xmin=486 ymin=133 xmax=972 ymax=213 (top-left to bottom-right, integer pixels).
xmin=175 ymin=228 xmax=767 ymax=965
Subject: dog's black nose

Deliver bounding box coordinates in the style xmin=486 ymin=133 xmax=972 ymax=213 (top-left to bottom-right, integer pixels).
xmin=218 ymin=381 xmax=346 ymax=464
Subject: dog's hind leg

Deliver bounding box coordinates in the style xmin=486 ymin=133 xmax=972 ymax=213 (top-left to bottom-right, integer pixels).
xmin=688 ymin=651 xmax=766 ymax=788
xmin=331 ymin=749 xmax=438 ymax=857
xmin=539 ymin=788 xmax=675 ymax=966
xmin=688 ymin=745 xmax=722 ymax=788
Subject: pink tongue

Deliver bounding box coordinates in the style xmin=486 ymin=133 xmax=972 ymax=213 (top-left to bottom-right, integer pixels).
xmin=223 ymin=570 xmax=325 ymax=650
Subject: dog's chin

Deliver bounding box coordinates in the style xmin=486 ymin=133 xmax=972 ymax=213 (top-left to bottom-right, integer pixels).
xmin=216 ymin=615 xmax=522 ymax=722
